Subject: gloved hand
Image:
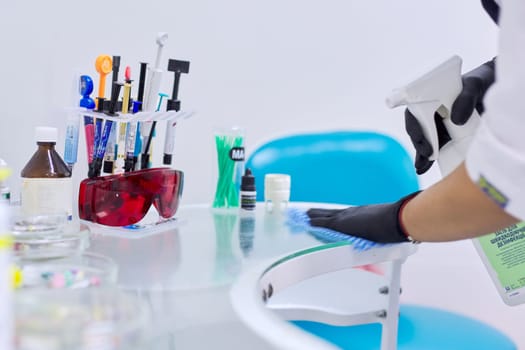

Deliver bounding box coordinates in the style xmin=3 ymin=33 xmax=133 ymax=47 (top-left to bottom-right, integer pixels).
xmin=306 ymin=192 xmax=420 ymax=243
xmin=405 ymin=58 xmax=496 ymax=174
xmin=481 ymin=0 xmax=500 ymax=24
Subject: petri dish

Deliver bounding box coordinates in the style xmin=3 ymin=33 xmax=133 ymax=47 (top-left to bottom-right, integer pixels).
xmin=15 ymin=288 xmax=152 ymax=350
xmin=10 ymin=206 xmax=90 ymax=253
xmin=14 ymin=250 xmax=117 ymax=290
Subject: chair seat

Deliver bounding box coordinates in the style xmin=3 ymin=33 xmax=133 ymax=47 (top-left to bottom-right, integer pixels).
xmin=293 ymin=304 xmax=517 ymax=350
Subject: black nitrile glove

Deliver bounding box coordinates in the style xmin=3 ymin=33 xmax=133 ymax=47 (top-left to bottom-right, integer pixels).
xmin=481 ymin=0 xmax=500 ymax=24
xmin=405 ymin=58 xmax=496 ymax=175
xmin=306 ymin=192 xmax=420 ymax=244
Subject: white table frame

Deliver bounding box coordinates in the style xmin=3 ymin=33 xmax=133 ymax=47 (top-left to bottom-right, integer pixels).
xmin=231 ymin=242 xmax=416 ymax=350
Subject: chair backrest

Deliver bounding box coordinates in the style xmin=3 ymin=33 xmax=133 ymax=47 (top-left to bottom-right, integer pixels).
xmin=246 ymin=131 xmax=419 ymax=205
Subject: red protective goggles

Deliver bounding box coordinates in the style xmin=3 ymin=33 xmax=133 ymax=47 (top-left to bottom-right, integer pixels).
xmin=79 ymin=168 xmax=184 ymax=227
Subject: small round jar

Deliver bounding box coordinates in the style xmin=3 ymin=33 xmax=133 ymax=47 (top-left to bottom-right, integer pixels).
xmin=264 ymin=174 xmax=291 ymax=213
xmin=10 ymin=206 xmax=90 ymax=254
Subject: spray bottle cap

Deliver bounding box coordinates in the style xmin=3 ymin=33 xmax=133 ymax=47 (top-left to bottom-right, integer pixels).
xmin=241 ymin=168 xmax=256 ymax=192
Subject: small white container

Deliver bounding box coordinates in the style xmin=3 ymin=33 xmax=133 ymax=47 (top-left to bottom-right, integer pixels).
xmin=264 ymin=174 xmax=291 ymax=213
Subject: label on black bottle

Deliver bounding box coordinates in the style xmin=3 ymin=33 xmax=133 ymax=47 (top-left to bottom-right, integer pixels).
xmin=240 ymin=191 xmax=256 ymax=210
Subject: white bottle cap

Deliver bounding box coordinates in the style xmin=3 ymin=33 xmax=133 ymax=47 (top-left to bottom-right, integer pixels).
xmin=35 ymin=126 xmax=58 ymax=143
xmin=265 ymin=174 xmax=291 ymax=192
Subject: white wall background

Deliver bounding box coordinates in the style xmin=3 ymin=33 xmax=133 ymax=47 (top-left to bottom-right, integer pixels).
xmin=3 ymin=0 xmax=524 ymax=348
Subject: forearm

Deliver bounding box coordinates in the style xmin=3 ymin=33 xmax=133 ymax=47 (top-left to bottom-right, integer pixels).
xmin=402 ymin=163 xmax=518 ymax=242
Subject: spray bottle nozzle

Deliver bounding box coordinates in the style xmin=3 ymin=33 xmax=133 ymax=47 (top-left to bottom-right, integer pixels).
xmin=385 ymin=55 xmax=480 ymax=176
xmin=385 ymin=89 xmax=408 ymax=108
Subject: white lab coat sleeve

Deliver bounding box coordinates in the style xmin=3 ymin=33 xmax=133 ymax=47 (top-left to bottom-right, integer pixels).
xmin=466 ymin=0 xmax=525 ymax=220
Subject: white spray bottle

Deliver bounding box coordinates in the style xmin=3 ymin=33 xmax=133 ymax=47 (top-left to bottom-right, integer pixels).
xmin=386 ymin=56 xmax=525 ymax=306
xmin=386 ymin=55 xmax=480 ymax=176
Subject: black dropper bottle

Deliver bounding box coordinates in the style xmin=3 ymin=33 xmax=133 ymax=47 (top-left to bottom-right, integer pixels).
xmin=240 ymin=168 xmax=256 ymax=210
xmin=239 ymin=168 xmax=256 ymax=256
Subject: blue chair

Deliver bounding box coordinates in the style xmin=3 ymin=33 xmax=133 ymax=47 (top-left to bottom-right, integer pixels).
xmin=247 ymin=131 xmax=418 ymax=205
xmin=246 ymin=130 xmax=516 ymax=350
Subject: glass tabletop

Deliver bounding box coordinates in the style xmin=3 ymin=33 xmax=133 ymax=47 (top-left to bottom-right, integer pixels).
xmin=84 ymin=203 xmax=414 ymax=349
xmin=87 ymin=203 xmax=333 ymax=292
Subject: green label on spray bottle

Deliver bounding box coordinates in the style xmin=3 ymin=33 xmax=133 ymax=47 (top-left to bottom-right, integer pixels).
xmin=477 ymin=222 xmax=525 ymax=293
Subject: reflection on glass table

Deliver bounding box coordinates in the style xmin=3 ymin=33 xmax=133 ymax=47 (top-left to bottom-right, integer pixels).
xmin=85 ymin=203 xmax=415 ymax=349
xmin=15 ymin=288 xmax=152 ymax=350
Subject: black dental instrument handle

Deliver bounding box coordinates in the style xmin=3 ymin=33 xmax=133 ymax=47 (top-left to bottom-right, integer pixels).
xmin=171 ymin=72 xmax=181 ymax=101
xmin=167 ymin=59 xmax=190 ymax=74
xmin=111 ymin=56 xmax=121 ymax=99
xmin=141 ymin=121 xmax=157 ymax=169
xmin=167 ymin=59 xmax=190 ymax=101
xmin=107 ymin=82 xmax=123 ymax=116
xmin=137 ymin=62 xmax=148 ymax=111
xmin=166 ymin=99 xmax=181 ymax=112
xmin=96 ymin=97 xmax=106 ymax=113
xmin=112 ymin=56 xmax=121 ymax=82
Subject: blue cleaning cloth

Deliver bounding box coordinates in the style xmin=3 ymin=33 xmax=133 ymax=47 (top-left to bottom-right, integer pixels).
xmin=286 ymin=208 xmax=387 ymax=251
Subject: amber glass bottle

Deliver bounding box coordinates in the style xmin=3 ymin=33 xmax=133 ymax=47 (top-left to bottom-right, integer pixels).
xmin=20 ymin=127 xmax=73 ymax=219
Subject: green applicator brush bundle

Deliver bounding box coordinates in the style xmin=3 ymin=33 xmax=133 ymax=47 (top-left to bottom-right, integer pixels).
xmin=213 ymin=129 xmax=244 ymax=209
